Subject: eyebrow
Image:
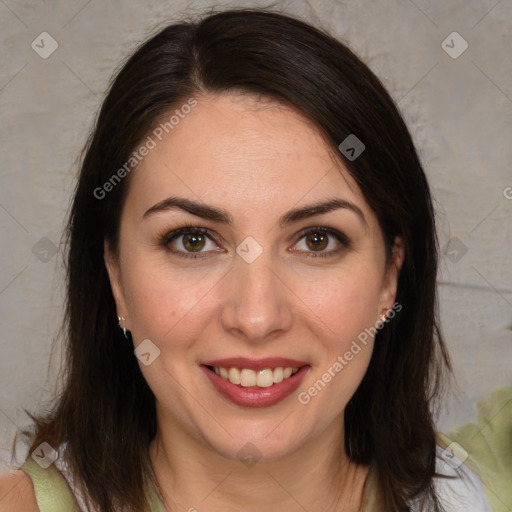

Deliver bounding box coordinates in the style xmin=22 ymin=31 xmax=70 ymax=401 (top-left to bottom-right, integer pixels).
xmin=142 ymin=196 xmax=367 ymax=228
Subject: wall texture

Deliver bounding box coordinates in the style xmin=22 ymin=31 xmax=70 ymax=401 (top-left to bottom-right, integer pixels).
xmin=1 ymin=0 xmax=511 ymax=474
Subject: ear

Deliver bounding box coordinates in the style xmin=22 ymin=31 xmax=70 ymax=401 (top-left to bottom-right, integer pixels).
xmin=378 ymin=235 xmax=404 ymax=315
xmin=104 ymin=239 xmax=129 ymax=323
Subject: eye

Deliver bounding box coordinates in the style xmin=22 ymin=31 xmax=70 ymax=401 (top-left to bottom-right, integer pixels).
xmin=158 ymin=224 xmax=220 ymax=259
xmin=292 ymin=227 xmax=350 ymax=258
xmin=158 ymin=224 xmax=350 ymax=260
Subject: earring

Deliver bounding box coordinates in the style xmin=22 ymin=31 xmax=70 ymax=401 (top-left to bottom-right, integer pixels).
xmin=379 ymin=307 xmax=389 ymax=325
xmin=117 ymin=315 xmax=129 ymax=339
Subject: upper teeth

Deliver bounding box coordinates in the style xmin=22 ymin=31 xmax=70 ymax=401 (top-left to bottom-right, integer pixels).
xmin=212 ymin=366 xmax=300 ymax=388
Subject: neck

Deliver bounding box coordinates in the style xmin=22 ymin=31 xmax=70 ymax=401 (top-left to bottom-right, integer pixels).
xmin=149 ymin=413 xmax=369 ymax=512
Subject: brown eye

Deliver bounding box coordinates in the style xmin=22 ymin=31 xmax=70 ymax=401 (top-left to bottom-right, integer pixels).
xmin=305 ymin=231 xmax=329 ymax=251
xmin=159 ymin=226 xmax=220 ymax=259
xmin=293 ymin=227 xmax=350 ymax=258
xmin=181 ymin=232 xmax=207 ymax=252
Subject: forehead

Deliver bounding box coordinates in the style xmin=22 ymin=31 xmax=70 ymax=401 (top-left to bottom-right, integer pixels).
xmin=124 ymin=92 xmax=373 ymax=227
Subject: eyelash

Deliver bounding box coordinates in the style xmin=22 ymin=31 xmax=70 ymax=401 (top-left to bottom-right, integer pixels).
xmin=157 ymin=222 xmax=350 ymax=260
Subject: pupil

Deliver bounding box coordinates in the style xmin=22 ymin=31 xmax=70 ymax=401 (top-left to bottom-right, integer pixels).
xmin=184 ymin=233 xmax=204 ymax=252
xmin=308 ymin=232 xmax=327 ymax=251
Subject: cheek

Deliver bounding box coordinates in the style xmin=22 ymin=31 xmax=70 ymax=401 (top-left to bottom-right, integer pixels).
xmin=121 ymin=234 xmax=384 ymax=350
xmin=121 ymin=256 xmax=212 ymax=346
xmin=297 ymin=274 xmax=379 ymax=417
xmin=299 ymin=265 xmax=383 ymax=345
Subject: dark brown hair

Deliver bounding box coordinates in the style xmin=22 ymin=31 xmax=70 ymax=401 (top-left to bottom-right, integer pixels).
xmin=16 ymin=7 xmax=451 ymax=511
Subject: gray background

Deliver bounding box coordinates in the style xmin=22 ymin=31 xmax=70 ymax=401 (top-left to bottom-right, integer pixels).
xmin=1 ymin=0 xmax=511 ymax=472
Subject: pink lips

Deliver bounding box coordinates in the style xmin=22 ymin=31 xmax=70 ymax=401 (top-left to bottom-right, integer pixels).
xmin=200 ymin=357 xmax=310 ymax=408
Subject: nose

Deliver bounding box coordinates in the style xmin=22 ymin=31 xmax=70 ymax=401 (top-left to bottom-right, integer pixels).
xmin=220 ymin=245 xmax=293 ymax=343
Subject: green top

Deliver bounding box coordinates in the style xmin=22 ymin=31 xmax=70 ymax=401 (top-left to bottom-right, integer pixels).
xmin=20 ymin=455 xmax=379 ymax=512
xmin=20 ymin=433 xmax=493 ymax=512
xmin=20 ymin=456 xmax=166 ymax=512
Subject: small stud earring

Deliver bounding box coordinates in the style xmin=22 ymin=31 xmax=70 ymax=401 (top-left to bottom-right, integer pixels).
xmin=117 ymin=315 xmax=129 ymax=339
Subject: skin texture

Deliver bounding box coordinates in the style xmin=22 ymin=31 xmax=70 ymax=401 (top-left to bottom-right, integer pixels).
xmin=105 ymin=92 xmax=404 ymax=511
xmin=0 ymin=470 xmax=40 ymax=512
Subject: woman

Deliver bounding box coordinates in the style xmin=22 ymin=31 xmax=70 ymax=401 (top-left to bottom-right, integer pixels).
xmin=0 ymin=8 xmax=493 ymax=512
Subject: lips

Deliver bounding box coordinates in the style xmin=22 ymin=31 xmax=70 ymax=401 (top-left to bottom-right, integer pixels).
xmin=200 ymin=357 xmax=310 ymax=408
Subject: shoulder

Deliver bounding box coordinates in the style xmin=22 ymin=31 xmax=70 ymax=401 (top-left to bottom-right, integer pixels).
xmin=0 ymin=468 xmax=40 ymax=512
xmin=426 ymin=445 xmax=493 ymax=512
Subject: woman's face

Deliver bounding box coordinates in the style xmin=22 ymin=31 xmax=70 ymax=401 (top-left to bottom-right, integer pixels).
xmin=105 ymin=92 xmax=403 ymax=462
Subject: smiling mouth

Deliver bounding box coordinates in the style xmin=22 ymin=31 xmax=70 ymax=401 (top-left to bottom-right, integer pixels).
xmin=204 ymin=365 xmax=303 ymax=388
